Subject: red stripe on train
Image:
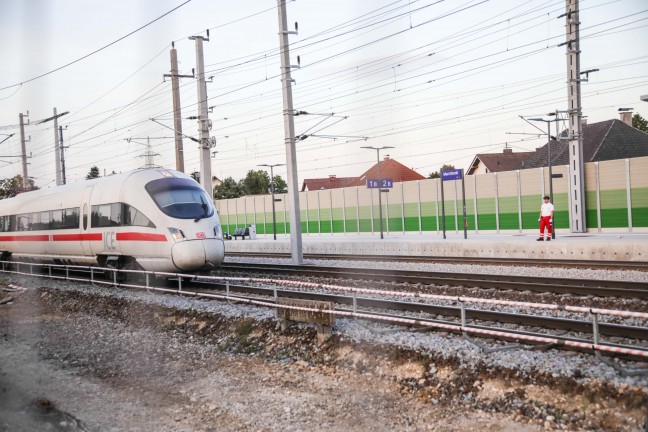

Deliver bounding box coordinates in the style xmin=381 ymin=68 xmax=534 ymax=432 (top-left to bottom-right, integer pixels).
xmin=0 ymin=232 xmax=166 ymax=242
xmin=0 ymin=234 xmax=49 ymax=242
xmin=116 ymin=232 xmax=167 ymax=242
xmin=52 ymin=233 xmax=103 ymax=241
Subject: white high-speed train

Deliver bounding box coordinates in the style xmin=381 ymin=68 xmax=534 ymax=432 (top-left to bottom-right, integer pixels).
xmin=0 ymin=169 xmax=225 ymax=273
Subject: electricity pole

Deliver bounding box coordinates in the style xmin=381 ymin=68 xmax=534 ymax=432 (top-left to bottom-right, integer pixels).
xmin=277 ymin=0 xmax=303 ymax=264
xmin=163 ymin=42 xmax=194 ymax=173
xmin=189 ymin=31 xmax=214 ymax=198
xmin=59 ymin=126 xmax=67 ymax=184
xmin=19 ymin=112 xmax=29 ymax=189
xmin=53 ymin=108 xmax=62 ymax=185
xmin=562 ymin=0 xmax=587 ymax=232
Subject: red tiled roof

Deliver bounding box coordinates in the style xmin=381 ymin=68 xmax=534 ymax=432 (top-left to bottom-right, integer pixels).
xmin=347 ymin=157 xmax=425 ymax=187
xmin=301 ymin=176 xmax=357 ymax=191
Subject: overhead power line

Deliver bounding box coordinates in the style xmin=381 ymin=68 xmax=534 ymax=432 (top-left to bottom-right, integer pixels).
xmin=0 ymin=0 xmax=193 ymax=92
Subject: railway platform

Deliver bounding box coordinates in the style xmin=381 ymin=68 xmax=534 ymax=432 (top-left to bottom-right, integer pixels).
xmin=223 ymin=231 xmax=648 ymax=262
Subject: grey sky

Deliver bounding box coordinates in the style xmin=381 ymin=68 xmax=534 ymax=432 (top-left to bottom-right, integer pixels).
xmin=0 ymin=0 xmax=646 ymax=188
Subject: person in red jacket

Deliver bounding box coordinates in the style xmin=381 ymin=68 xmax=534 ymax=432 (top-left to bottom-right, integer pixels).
xmin=537 ymin=196 xmax=554 ymax=241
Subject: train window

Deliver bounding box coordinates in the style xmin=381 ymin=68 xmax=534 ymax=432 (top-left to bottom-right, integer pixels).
xmin=17 ymin=214 xmax=30 ymax=231
xmin=145 ymin=178 xmax=214 ymax=220
xmin=92 ymin=204 xmax=119 ymax=228
xmin=51 ymin=210 xmax=63 ymax=229
xmin=63 ymin=208 xmax=80 ymax=229
xmin=31 ymin=211 xmax=51 ymax=231
xmin=123 ymin=204 xmax=155 ymax=228
xmin=0 ymin=216 xmax=9 ymax=232
xmin=83 ymin=204 xmax=88 ymax=230
xmin=91 ymin=203 xmax=123 ymax=227
xmin=9 ymin=215 xmax=16 ymax=232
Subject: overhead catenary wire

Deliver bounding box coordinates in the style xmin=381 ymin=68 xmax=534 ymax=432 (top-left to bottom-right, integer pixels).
xmin=3 ymin=0 xmax=644 ymax=186
xmin=0 ymin=0 xmax=193 ymax=92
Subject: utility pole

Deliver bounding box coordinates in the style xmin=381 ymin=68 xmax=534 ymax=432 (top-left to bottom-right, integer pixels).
xmin=189 ymin=31 xmax=214 ymax=198
xmin=53 ymin=108 xmax=62 ymax=185
xmin=19 ymin=112 xmax=29 ymax=189
xmin=277 ymin=0 xmax=303 ymax=264
xmin=562 ymin=0 xmax=586 ymax=232
xmin=163 ymin=42 xmax=194 ymax=173
xmin=59 ymin=126 xmax=67 ymax=184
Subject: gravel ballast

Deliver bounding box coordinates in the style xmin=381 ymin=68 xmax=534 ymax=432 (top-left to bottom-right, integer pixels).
xmin=1 ymin=271 xmax=647 ymax=431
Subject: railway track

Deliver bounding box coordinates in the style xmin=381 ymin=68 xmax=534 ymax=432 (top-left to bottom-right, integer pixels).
xmin=4 ymin=261 xmax=648 ymax=362
xmin=218 ymin=262 xmax=648 ymax=299
xmin=185 ymin=279 xmax=648 ymax=341
xmin=226 ymin=252 xmax=648 ymax=272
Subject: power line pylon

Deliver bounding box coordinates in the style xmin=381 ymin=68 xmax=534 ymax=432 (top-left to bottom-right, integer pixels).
xmin=163 ymin=42 xmax=194 ymax=173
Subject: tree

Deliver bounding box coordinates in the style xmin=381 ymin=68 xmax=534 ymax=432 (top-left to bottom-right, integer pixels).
xmin=633 ymin=113 xmax=648 ymax=133
xmin=86 ymin=166 xmax=100 ymax=180
xmin=214 ymin=177 xmax=245 ymax=199
xmin=271 ymin=175 xmax=288 ymax=194
xmin=428 ymin=164 xmax=455 ymax=179
xmin=0 ymin=175 xmax=37 ymax=199
xmin=241 ymin=170 xmax=270 ymax=195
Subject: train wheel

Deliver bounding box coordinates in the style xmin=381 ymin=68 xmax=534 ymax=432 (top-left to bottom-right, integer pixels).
xmin=121 ymin=260 xmax=146 ymax=286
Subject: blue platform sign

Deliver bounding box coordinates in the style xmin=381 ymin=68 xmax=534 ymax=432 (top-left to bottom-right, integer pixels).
xmin=441 ymin=169 xmax=463 ymax=181
xmin=367 ymin=178 xmax=393 ymax=189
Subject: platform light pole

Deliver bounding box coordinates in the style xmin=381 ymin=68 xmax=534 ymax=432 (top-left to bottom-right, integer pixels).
xmin=361 ymin=146 xmax=394 ymax=240
xmin=528 ymin=116 xmax=556 ymax=239
xmin=258 ymin=163 xmax=284 ymax=240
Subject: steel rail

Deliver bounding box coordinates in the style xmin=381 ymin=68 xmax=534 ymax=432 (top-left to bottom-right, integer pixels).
xmin=187 ymin=279 xmax=648 ymax=341
xmin=226 ymin=252 xmax=648 ymax=272
xmin=3 ymin=261 xmax=647 ymax=360
xmin=218 ymin=263 xmax=648 ymax=299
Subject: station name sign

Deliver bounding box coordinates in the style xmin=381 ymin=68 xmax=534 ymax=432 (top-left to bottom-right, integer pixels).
xmin=441 ymin=169 xmax=463 ymax=181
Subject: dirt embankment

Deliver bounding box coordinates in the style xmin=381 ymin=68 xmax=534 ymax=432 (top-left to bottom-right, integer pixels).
xmin=1 ymin=284 xmax=646 ymax=431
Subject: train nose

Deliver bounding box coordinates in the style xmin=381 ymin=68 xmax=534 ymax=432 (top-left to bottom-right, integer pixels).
xmin=171 ymin=239 xmax=225 ymax=271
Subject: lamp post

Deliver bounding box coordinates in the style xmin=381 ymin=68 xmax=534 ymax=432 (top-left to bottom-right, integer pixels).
xmin=528 ymin=116 xmax=556 ymax=239
xmin=361 ymin=146 xmax=394 ymax=239
xmin=258 ymin=163 xmax=284 ymax=240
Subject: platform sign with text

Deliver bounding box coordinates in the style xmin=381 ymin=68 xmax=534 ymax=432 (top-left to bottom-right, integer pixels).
xmin=366 ymin=178 xmax=393 ymax=189
xmin=439 ymin=168 xmax=467 ymax=240
xmin=441 ymin=169 xmax=463 ymax=182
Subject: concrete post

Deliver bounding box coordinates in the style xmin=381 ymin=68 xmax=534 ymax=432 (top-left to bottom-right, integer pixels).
xmin=276 ymin=0 xmax=303 ymax=263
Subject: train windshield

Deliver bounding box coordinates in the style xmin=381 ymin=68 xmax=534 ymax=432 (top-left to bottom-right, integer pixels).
xmin=145 ymin=178 xmax=214 ymax=220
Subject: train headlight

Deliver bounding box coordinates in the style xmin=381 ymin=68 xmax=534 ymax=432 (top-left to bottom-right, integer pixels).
xmin=213 ymin=224 xmax=223 ymax=240
xmin=168 ymin=227 xmax=186 ymax=241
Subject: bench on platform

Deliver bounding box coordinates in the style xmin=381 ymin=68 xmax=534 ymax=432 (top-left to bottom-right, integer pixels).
xmin=231 ymin=227 xmax=250 ymax=240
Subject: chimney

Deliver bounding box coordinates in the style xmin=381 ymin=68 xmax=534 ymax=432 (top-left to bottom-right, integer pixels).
xmin=328 ymin=175 xmax=336 ymax=181
xmin=620 ymin=111 xmax=633 ymax=126
xmin=581 ymin=117 xmax=587 ymax=126
xmin=618 ymin=108 xmax=633 ymax=126
xmin=383 ymin=154 xmax=390 ymax=161
xmin=503 ymin=148 xmax=512 ymax=154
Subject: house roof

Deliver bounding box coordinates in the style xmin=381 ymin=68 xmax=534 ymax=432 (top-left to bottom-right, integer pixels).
xmin=347 ymin=156 xmax=425 ymax=187
xmin=301 ymin=176 xmax=357 ymax=191
xmin=300 ymin=157 xmax=425 ymax=191
xmin=467 ymin=149 xmax=535 ymax=175
xmin=523 ymin=119 xmax=648 ymax=168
